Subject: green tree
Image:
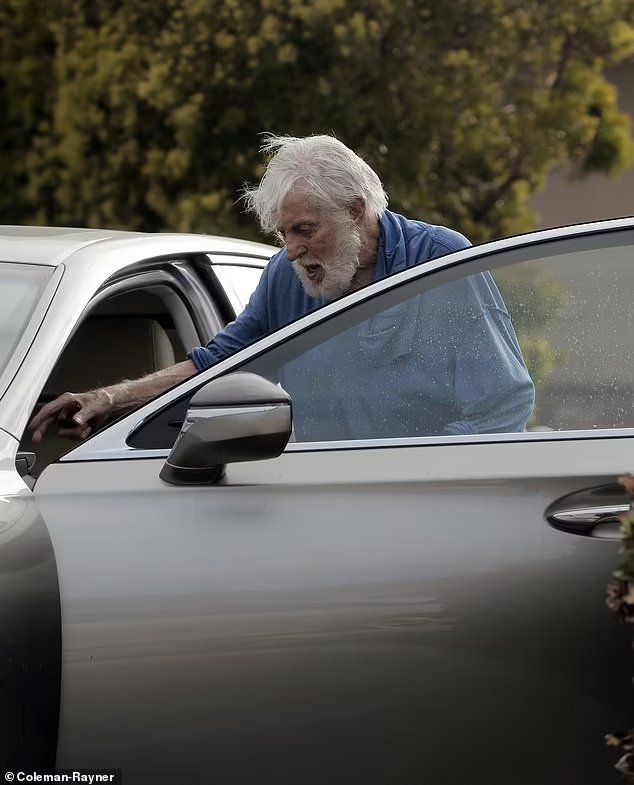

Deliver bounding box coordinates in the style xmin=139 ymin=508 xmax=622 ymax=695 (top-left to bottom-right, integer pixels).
xmin=0 ymin=0 xmax=59 ymax=223
xmin=2 ymin=0 xmax=634 ymax=240
xmin=495 ymin=265 xmax=568 ymax=393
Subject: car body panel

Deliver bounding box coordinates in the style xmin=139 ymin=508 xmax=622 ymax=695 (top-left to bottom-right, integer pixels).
xmin=36 ymin=442 xmax=632 ymax=784
xmin=0 ymin=429 xmax=61 ymax=771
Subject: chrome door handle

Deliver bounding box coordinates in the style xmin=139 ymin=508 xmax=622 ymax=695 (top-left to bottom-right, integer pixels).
xmin=545 ymin=484 xmax=630 ymax=540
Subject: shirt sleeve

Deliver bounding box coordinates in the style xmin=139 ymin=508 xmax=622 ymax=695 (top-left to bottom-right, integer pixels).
xmin=443 ymin=304 xmax=536 ymax=435
xmin=188 ymin=263 xmax=271 ymax=372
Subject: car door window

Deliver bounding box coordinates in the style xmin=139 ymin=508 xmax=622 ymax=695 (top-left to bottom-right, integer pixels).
xmin=211 ymin=264 xmax=265 ymax=315
xmin=126 ymin=228 xmax=634 ymax=451
xmin=235 ymin=232 xmax=634 ymax=443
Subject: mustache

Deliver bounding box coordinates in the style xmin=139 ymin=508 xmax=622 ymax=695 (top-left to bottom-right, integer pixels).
xmin=289 ymin=221 xmax=363 ymax=299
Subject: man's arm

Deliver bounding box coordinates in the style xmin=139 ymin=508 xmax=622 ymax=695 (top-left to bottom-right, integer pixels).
xmin=30 ymin=360 xmax=198 ymax=443
xmin=443 ymin=303 xmax=535 ymax=436
xmin=29 ymin=302 xmax=265 ymax=443
xmin=30 ymin=258 xmax=276 ymax=443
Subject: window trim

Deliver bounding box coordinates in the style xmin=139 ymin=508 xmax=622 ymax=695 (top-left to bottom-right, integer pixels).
xmin=63 ymin=222 xmax=634 ymax=462
xmin=94 ymin=260 xmax=221 ymax=343
xmin=57 ymin=426 xmax=634 ymax=465
xmin=78 ymin=268 xmax=199 ymax=352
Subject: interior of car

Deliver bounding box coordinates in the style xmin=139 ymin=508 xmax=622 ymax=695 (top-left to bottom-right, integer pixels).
xmin=20 ymin=286 xmax=198 ymax=477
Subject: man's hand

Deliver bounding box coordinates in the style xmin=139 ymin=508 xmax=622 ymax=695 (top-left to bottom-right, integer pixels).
xmin=29 ymin=361 xmax=198 ymax=444
xmin=29 ymin=389 xmax=114 ymax=443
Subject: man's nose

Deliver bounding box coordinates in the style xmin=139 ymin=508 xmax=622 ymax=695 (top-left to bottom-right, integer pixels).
xmin=285 ymin=238 xmax=306 ymax=262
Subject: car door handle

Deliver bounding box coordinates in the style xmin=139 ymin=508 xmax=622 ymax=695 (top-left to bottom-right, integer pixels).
xmin=545 ymin=484 xmax=630 ymax=540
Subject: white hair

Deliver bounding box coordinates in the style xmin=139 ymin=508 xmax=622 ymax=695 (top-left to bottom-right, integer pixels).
xmin=242 ymin=134 xmax=388 ymax=235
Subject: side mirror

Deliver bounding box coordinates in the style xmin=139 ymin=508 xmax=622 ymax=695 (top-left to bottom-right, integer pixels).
xmin=159 ymin=372 xmax=292 ymax=486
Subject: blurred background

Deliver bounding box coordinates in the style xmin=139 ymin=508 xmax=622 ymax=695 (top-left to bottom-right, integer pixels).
xmin=534 ymin=61 xmax=634 ymax=229
xmin=2 ymin=0 xmax=634 ymax=244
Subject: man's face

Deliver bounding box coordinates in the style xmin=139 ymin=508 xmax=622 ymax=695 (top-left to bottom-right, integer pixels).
xmin=277 ymin=191 xmax=362 ymax=300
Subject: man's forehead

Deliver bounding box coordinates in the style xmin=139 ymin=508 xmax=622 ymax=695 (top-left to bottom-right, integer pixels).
xmin=278 ymin=192 xmax=325 ymax=227
xmin=280 ymin=189 xmax=320 ymax=213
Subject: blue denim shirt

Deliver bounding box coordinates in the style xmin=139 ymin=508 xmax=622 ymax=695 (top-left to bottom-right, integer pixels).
xmin=190 ymin=211 xmax=535 ymax=439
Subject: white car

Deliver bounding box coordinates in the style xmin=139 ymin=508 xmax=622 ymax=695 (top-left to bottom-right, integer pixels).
xmin=1 ymin=221 xmax=633 ymax=784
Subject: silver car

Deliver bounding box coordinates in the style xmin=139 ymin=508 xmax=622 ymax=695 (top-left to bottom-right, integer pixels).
xmin=1 ymin=222 xmax=633 ymax=784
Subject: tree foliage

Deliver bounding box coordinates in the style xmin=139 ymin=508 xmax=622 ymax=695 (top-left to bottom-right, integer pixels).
xmin=495 ymin=264 xmax=568 ymax=389
xmin=2 ymin=0 xmax=634 ymax=240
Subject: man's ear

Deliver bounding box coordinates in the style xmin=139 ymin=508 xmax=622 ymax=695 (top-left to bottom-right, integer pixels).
xmin=348 ymin=198 xmax=366 ymax=225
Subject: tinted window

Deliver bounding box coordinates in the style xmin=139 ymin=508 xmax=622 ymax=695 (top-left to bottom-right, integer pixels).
xmin=240 ymin=235 xmax=634 ymax=440
xmin=130 ymin=230 xmax=634 ymax=448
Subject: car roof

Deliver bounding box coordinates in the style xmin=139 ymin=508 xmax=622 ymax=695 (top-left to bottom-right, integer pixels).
xmin=4 ymin=216 xmax=634 ymax=271
xmin=0 ymin=226 xmax=275 ymax=267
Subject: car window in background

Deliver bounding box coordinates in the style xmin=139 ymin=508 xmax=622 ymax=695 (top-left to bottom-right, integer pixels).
xmin=0 ymin=263 xmax=53 ymax=377
xmin=211 ymin=264 xmax=265 ymax=315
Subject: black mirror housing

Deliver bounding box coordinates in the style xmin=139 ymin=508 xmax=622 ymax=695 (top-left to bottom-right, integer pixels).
xmin=160 ymin=372 xmax=292 ymax=486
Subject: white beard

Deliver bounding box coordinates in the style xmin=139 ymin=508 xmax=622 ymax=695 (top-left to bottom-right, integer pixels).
xmin=292 ymin=221 xmax=362 ymax=300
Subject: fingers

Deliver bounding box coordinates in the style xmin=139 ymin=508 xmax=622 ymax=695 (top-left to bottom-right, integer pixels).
xmin=58 ymin=412 xmax=109 ymax=440
xmin=30 ymin=393 xmax=80 ymax=443
xmin=71 ymin=398 xmax=106 ymax=427
xmin=29 ymin=390 xmax=113 ymax=443
xmin=57 ymin=424 xmax=92 ymax=441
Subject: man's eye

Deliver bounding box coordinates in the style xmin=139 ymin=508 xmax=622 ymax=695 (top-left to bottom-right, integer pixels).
xmin=298 ymin=226 xmax=313 ymax=237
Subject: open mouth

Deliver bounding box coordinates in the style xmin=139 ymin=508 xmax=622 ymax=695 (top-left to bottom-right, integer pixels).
xmin=303 ymin=263 xmax=322 ymax=280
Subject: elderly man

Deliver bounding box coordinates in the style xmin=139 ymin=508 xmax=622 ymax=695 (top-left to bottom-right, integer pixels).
xmin=30 ymin=134 xmax=534 ymax=444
